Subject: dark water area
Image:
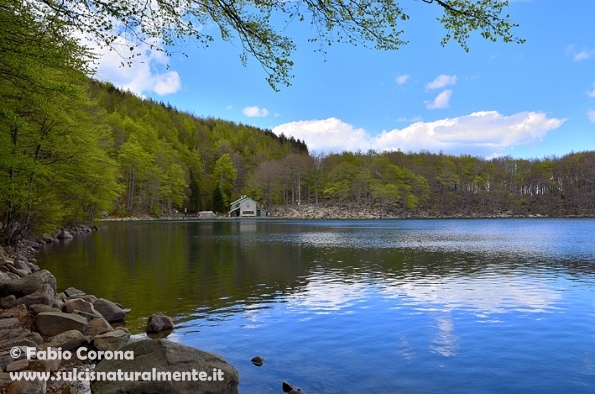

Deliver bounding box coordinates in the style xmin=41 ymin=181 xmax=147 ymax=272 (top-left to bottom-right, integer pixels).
xmin=38 ymin=218 xmax=595 ymax=393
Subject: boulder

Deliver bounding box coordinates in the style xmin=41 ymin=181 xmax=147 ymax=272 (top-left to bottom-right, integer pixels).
xmin=5 ymin=359 xmax=29 ymax=372
xmin=0 ymin=318 xmax=20 ymax=330
xmin=0 ymin=295 xmax=17 ymax=308
xmin=83 ymin=318 xmax=113 ymax=338
xmin=63 ymin=287 xmax=85 ymax=299
xmin=42 ymin=329 xmax=86 ymax=351
xmin=0 ymin=336 xmax=42 ymax=353
xmin=34 ymin=312 xmax=87 ymax=337
xmin=146 ymin=313 xmax=174 ymax=334
xmin=4 ymin=264 xmax=31 ymax=278
xmin=64 ymin=298 xmax=96 ymax=314
xmin=28 ymin=304 xmax=61 ymax=315
xmin=57 ymin=230 xmax=73 ymax=239
xmin=93 ymin=298 xmax=125 ymax=323
xmin=0 ymin=270 xmax=56 ymax=298
xmin=41 ymin=234 xmax=55 ymax=243
xmin=29 ymin=358 xmax=61 ymax=373
xmin=13 ymin=260 xmax=32 ymax=276
xmin=17 ymin=283 xmax=55 ymax=307
xmin=94 ymin=330 xmax=130 ymax=352
xmin=91 ymin=339 xmax=239 ymax=394
xmin=0 ymin=272 xmax=14 ymax=285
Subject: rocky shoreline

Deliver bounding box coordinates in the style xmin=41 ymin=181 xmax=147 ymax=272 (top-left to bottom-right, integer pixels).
xmin=0 ymin=227 xmax=239 ymax=394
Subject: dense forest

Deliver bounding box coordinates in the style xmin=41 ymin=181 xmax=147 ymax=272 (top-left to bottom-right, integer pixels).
xmin=1 ymin=0 xmax=595 ymax=246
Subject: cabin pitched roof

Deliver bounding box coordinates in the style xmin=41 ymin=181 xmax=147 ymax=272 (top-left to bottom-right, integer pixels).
xmin=229 ymin=195 xmax=257 ymax=206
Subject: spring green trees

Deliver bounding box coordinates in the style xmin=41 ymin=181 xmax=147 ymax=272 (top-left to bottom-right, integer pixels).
xmin=0 ymin=0 xmax=118 ymax=244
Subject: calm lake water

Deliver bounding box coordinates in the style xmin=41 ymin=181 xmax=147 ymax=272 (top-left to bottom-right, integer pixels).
xmin=38 ymin=219 xmax=595 ymax=393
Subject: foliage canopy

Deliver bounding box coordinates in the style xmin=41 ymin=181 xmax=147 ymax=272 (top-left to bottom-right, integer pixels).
xmin=27 ymin=0 xmax=523 ymax=88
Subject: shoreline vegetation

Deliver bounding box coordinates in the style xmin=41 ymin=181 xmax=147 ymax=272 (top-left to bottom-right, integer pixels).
xmin=5 ymin=78 xmax=595 ymax=248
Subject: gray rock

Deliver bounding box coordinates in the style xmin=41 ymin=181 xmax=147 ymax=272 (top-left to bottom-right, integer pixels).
xmin=93 ymin=298 xmax=125 ymax=323
xmin=13 ymin=260 xmax=32 ymax=275
xmin=17 ymin=283 xmax=55 ymax=307
xmin=57 ymin=230 xmax=73 ymax=239
xmin=91 ymin=339 xmax=239 ymax=394
xmin=0 ymin=318 xmax=20 ymax=329
xmin=94 ymin=330 xmax=130 ymax=352
xmin=29 ymin=358 xmax=61 ymax=372
xmin=0 ymin=270 xmax=56 ymax=298
xmin=0 ymin=272 xmax=14 ymax=285
xmin=80 ymin=294 xmax=98 ymax=303
xmin=146 ymin=313 xmax=174 ymax=334
xmin=52 ymin=297 xmax=64 ymax=310
xmin=0 ymin=294 xmax=17 ymax=308
xmin=34 ymin=312 xmax=87 ymax=337
xmin=41 ymin=234 xmax=54 ymax=243
xmin=0 ymin=327 xmax=42 ymax=344
xmin=64 ymin=298 xmax=96 ymax=314
xmin=28 ymin=304 xmax=61 ymax=315
xmin=5 ymin=359 xmax=29 ymax=372
xmin=0 ymin=337 xmax=41 ymax=353
xmin=4 ymin=264 xmax=31 ymax=278
xmin=64 ymin=287 xmax=86 ymax=299
xmin=83 ymin=318 xmax=113 ymax=338
xmin=42 ymin=329 xmax=86 ymax=351
xmin=75 ymin=310 xmax=102 ymax=321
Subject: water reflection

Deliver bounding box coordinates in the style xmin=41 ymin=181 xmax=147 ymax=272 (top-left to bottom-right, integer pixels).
xmin=37 ymin=219 xmax=595 ymax=393
xmin=381 ymin=273 xmax=562 ymax=315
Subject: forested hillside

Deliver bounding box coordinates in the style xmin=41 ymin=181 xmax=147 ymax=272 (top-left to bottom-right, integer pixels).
xmin=88 ymin=81 xmax=308 ymax=216
xmin=1 ymin=0 xmax=595 ymax=246
xmin=296 ymin=150 xmax=595 ymax=218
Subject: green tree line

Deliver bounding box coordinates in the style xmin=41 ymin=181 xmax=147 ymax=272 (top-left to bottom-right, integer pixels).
xmin=247 ymin=149 xmax=595 ymax=217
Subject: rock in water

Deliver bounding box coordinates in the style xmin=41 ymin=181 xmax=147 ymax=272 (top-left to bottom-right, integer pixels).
xmin=145 ymin=313 xmax=174 ymax=334
xmin=251 ymin=355 xmax=264 ymax=366
xmin=91 ymin=339 xmax=239 ymax=394
xmin=282 ymin=381 xmax=296 ymax=393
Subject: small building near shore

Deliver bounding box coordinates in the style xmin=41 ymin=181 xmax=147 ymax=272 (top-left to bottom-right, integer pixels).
xmin=198 ymin=211 xmax=216 ymax=218
xmin=229 ymin=196 xmax=264 ymax=217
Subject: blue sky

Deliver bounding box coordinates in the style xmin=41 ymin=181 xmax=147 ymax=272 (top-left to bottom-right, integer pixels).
xmin=93 ymin=0 xmax=595 ymax=159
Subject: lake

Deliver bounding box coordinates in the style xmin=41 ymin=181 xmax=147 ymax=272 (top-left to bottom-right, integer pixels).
xmin=38 ymin=218 xmax=595 ymax=393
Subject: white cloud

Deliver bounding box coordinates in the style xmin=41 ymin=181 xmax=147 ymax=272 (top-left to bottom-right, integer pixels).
xmin=565 ymin=45 xmax=595 ymax=61
xmin=588 ymin=85 xmax=595 ymax=98
xmin=426 ymin=90 xmax=453 ymax=109
xmin=242 ymin=106 xmax=269 ymax=117
xmin=426 ymin=74 xmax=458 ymax=90
xmin=588 ymin=109 xmax=595 ymax=123
xmin=272 ymin=118 xmax=372 ymax=153
xmin=574 ymin=49 xmax=595 ymax=61
xmin=273 ymin=111 xmax=565 ymax=157
xmin=90 ymin=35 xmax=181 ymax=96
xmin=395 ymin=74 xmax=410 ymax=85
